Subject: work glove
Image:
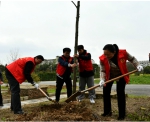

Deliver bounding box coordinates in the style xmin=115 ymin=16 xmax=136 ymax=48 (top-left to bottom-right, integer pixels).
xmin=99 ymin=80 xmax=105 ymax=87
xmin=32 ymin=83 xmax=39 ymax=89
xmin=137 ymin=65 xmax=143 ymax=72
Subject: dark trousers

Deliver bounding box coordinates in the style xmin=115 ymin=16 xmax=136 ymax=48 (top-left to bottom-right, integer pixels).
xmin=103 ymin=78 xmax=126 ymax=117
xmin=55 ymin=76 xmax=72 ymax=101
xmin=0 ymin=92 xmax=3 ymax=104
xmin=5 ymin=71 xmax=22 ymax=112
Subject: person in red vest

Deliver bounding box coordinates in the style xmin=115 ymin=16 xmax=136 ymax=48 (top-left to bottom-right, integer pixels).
xmin=0 ymin=70 xmax=4 ymax=106
xmin=55 ymin=48 xmax=76 ymax=102
xmin=74 ymin=45 xmax=96 ymax=103
xmin=5 ymin=55 xmax=44 ymax=114
xmin=99 ymin=44 xmax=143 ymax=120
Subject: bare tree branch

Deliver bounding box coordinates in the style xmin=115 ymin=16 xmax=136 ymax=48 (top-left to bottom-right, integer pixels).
xmin=7 ymin=48 xmax=20 ymax=64
xmin=71 ymin=1 xmax=77 ymax=8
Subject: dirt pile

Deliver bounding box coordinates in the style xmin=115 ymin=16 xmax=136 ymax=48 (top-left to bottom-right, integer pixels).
xmin=11 ymin=101 xmax=100 ymax=121
xmin=1 ymin=97 xmax=150 ymax=121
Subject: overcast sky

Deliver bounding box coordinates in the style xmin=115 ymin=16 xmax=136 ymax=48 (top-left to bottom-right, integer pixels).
xmin=0 ymin=0 xmax=150 ymax=65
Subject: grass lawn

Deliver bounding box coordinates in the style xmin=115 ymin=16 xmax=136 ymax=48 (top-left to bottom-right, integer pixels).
xmin=94 ymin=74 xmax=150 ymax=84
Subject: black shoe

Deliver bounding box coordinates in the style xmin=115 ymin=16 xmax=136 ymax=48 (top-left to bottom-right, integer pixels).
xmin=14 ymin=110 xmax=24 ymax=114
xmin=101 ymin=111 xmax=112 ymax=117
xmin=117 ymin=116 xmax=125 ymax=120
xmin=0 ymin=104 xmax=3 ymax=106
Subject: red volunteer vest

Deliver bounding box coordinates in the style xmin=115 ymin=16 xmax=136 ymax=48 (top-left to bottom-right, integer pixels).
xmin=56 ymin=56 xmax=73 ymax=76
xmin=6 ymin=57 xmax=35 ymax=84
xmin=99 ymin=50 xmax=129 ymax=83
xmin=78 ymin=53 xmax=93 ymax=72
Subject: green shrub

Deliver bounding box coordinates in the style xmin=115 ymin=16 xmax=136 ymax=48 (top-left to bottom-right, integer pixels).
xmin=38 ymin=71 xmax=56 ymax=81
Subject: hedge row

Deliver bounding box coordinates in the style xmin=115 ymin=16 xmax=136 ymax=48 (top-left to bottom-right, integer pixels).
xmin=37 ymin=71 xmax=100 ymax=81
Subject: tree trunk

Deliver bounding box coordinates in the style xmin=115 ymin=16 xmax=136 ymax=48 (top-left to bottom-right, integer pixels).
xmin=73 ymin=1 xmax=80 ymax=93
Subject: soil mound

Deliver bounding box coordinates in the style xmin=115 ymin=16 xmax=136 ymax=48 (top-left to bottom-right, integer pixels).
xmin=13 ymin=101 xmax=100 ymax=121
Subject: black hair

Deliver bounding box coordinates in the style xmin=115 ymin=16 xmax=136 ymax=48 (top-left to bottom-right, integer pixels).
xmin=113 ymin=44 xmax=119 ymax=55
xmin=63 ymin=48 xmax=71 ymax=53
xmin=103 ymin=44 xmax=119 ymax=56
xmin=77 ymin=45 xmax=84 ymax=50
xmin=34 ymin=55 xmax=44 ymax=61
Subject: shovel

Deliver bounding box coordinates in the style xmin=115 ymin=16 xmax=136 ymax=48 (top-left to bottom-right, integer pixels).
xmin=65 ymin=69 xmax=138 ymax=103
xmin=38 ymin=87 xmax=56 ymax=103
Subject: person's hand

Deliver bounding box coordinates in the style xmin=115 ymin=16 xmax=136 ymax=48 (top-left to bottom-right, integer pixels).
xmin=74 ymin=54 xmax=79 ymax=58
xmin=69 ymin=63 xmax=77 ymax=68
xmin=99 ymin=80 xmax=105 ymax=87
xmin=137 ymin=65 xmax=143 ymax=72
xmin=33 ymin=83 xmax=39 ymax=89
xmin=0 ymin=81 xmax=3 ymax=85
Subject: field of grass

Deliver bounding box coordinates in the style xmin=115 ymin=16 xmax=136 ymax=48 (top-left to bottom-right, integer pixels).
xmin=94 ymin=74 xmax=150 ymax=84
xmin=0 ymin=86 xmax=8 ymax=90
xmin=47 ymin=87 xmax=66 ymax=94
xmin=129 ymin=74 xmax=150 ymax=84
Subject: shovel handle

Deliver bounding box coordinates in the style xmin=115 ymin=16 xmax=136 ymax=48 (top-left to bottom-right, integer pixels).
xmin=38 ymin=88 xmax=49 ymax=98
xmin=81 ymin=69 xmax=138 ymax=93
xmin=38 ymin=87 xmax=56 ymax=103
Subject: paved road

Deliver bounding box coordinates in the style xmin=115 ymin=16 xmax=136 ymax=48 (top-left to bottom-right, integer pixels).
xmin=2 ymin=81 xmax=150 ymax=96
xmin=112 ymin=84 xmax=150 ymax=96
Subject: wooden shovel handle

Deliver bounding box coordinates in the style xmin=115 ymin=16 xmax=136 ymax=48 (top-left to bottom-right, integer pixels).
xmin=81 ymin=69 xmax=138 ymax=93
xmin=39 ymin=88 xmax=49 ymax=98
xmin=38 ymin=88 xmax=56 ymax=103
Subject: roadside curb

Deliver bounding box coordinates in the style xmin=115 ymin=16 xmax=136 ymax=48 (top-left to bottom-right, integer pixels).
xmin=0 ymin=94 xmax=67 ymax=110
xmin=2 ymin=92 xmax=68 ymax=104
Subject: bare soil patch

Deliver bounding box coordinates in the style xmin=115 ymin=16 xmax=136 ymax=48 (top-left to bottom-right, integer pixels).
xmin=1 ymin=97 xmax=150 ymax=121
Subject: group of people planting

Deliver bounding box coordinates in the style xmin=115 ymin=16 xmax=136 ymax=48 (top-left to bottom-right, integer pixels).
xmin=56 ymin=44 xmax=143 ymax=120
xmin=0 ymin=44 xmax=143 ymax=120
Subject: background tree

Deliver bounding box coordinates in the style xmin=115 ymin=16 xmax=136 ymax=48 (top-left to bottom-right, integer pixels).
xmin=93 ymin=64 xmax=100 ymax=78
xmin=7 ymin=48 xmax=20 ymax=64
xmin=0 ymin=64 xmax=5 ymax=72
xmin=143 ymin=66 xmax=150 ymax=74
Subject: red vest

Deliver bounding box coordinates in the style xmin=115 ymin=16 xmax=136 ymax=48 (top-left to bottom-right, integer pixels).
xmin=56 ymin=56 xmax=73 ymax=76
xmin=6 ymin=57 xmax=35 ymax=84
xmin=99 ymin=50 xmax=129 ymax=83
xmin=78 ymin=53 xmax=93 ymax=72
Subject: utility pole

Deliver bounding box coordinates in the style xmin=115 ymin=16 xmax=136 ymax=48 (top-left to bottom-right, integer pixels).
xmin=72 ymin=1 xmax=80 ymax=93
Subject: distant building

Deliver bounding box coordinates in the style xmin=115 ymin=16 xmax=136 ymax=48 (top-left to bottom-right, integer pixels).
xmin=42 ymin=56 xmax=97 ymax=65
xmin=41 ymin=57 xmax=58 ymax=65
xmin=139 ymin=60 xmax=150 ymax=67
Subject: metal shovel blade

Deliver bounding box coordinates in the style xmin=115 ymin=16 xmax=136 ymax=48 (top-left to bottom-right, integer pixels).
xmin=65 ymin=91 xmax=81 ymax=103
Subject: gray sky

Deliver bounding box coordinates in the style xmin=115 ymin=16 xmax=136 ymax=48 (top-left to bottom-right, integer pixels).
xmin=0 ymin=1 xmax=150 ymax=65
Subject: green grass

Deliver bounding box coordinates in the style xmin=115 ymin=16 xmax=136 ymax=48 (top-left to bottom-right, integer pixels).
xmin=94 ymin=74 xmax=150 ymax=84
xmin=127 ymin=94 xmax=148 ymax=98
xmin=47 ymin=88 xmax=66 ymax=94
xmin=0 ymin=86 xmax=8 ymax=90
xmin=129 ymin=74 xmax=150 ymax=84
xmin=94 ymin=79 xmax=100 ymax=84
